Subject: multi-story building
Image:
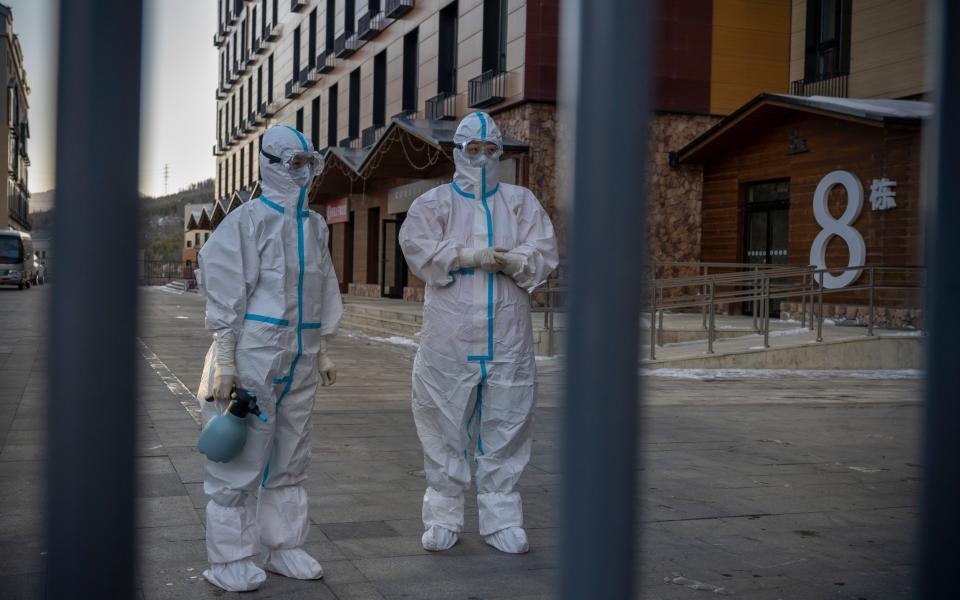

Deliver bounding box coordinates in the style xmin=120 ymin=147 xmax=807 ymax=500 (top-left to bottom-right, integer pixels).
xmin=214 ymin=0 xmax=559 ymax=300
xmin=0 ymin=3 xmax=30 ymax=232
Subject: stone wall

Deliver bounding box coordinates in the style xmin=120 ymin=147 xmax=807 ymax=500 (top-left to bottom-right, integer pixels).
xmin=780 ymin=301 xmax=923 ymax=330
xmin=494 ymin=101 xmax=566 ymax=258
xmin=647 ymin=112 xmax=719 ymax=266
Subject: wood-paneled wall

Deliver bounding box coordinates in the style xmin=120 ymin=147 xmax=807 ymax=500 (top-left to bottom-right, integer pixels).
xmin=700 ymin=110 xmax=923 ymax=302
xmin=790 ymin=0 xmax=928 ymax=98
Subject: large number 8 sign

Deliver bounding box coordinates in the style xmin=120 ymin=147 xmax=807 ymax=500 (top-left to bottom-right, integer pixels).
xmin=808 ymin=170 xmax=866 ymax=289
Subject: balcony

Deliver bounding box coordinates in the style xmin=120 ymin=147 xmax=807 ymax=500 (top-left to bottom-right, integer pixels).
xmin=228 ymin=69 xmax=240 ymax=84
xmin=213 ymin=144 xmax=222 ymax=157
xmin=385 ymin=0 xmax=414 ymax=19
xmin=265 ymin=22 xmax=283 ymax=41
xmin=425 ymin=92 xmax=457 ymax=121
xmin=239 ymin=119 xmax=249 ymax=134
xmin=249 ymin=110 xmax=261 ymax=126
xmin=334 ymin=33 xmax=359 ymax=58
xmin=264 ymin=101 xmax=280 ymax=116
xmin=316 ymin=49 xmax=336 ymax=74
xmin=358 ymin=11 xmax=386 ymax=41
xmin=300 ymin=65 xmax=321 ymax=88
xmin=790 ymin=74 xmax=848 ymax=98
xmin=285 ymin=79 xmax=302 ymax=99
xmin=245 ymin=50 xmax=257 ymax=67
xmin=361 ymin=125 xmax=386 ymax=148
xmin=253 ymin=36 xmax=268 ymax=55
xmin=468 ymin=70 xmax=507 ymax=108
xmin=339 ymin=136 xmax=358 ymax=148
xmin=290 ymin=0 xmax=308 ymax=12
xmin=238 ymin=57 xmax=250 ymax=74
xmin=258 ymin=101 xmax=268 ymax=118
xmin=392 ymin=108 xmax=418 ymax=120
xmin=216 ymin=86 xmax=227 ymax=100
xmin=214 ymin=30 xmax=226 ymax=47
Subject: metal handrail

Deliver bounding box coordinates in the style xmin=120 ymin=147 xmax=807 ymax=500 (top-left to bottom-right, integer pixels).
xmin=525 ymin=263 xmax=924 ymax=360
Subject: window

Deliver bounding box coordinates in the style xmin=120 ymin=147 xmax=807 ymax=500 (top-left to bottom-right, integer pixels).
xmin=312 ymin=96 xmax=321 ymax=149
xmin=272 ymin=0 xmax=278 ymax=25
xmin=804 ymin=0 xmax=851 ymax=82
xmin=345 ymin=0 xmax=356 ymax=35
xmin=240 ymin=150 xmax=245 ymax=187
xmin=296 ymin=108 xmax=304 ymax=132
xmin=482 ymin=0 xmax=507 ymax=74
xmin=195 ymin=233 xmax=201 ymax=245
xmin=373 ymin=51 xmax=386 ymax=127
xmin=402 ymin=28 xmax=419 ymax=113
xmin=349 ymin=68 xmax=360 ymax=139
xmin=268 ymin=54 xmax=274 ymax=102
xmin=205 ymin=233 xmax=211 ymax=242
xmin=186 ymin=240 xmax=192 ymax=248
xmin=257 ymin=65 xmax=263 ymax=106
xmin=252 ymin=6 xmax=257 ymax=41
xmin=438 ymin=2 xmax=458 ymax=96
xmin=309 ymin=8 xmax=317 ymax=67
xmin=328 ymin=83 xmax=338 ymax=147
xmin=293 ymin=25 xmax=301 ymax=78
xmin=247 ymin=78 xmax=252 ymax=116
xmin=248 ymin=142 xmax=254 ymax=183
xmin=326 ymin=0 xmax=335 ymax=51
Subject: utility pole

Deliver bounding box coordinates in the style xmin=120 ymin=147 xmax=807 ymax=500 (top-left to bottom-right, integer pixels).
xmin=162 ymin=163 xmax=170 ymax=195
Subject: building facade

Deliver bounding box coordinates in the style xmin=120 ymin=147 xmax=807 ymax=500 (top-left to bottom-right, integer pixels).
xmin=0 ymin=3 xmax=30 ymax=232
xmin=672 ymin=0 xmax=930 ymax=325
xmin=214 ymin=0 xmax=559 ymax=301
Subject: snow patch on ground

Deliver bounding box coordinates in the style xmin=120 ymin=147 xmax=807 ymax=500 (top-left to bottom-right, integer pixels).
xmin=343 ymin=331 xmax=420 ymax=349
xmin=639 ymin=368 xmax=923 ymax=380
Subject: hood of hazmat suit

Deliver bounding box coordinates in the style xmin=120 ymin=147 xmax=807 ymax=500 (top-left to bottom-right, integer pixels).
xmin=398 ymin=112 xmax=559 ymax=548
xmin=195 ymin=125 xmax=342 ymax=590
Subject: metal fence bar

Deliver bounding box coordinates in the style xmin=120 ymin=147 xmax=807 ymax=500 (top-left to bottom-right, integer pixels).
xmin=559 ymin=0 xmax=652 ymax=596
xmin=919 ymin=1 xmax=960 ymax=596
xmin=868 ymin=267 xmax=875 ymax=336
xmin=45 ymin=1 xmax=143 ymax=597
xmin=707 ymin=282 xmax=716 ymax=354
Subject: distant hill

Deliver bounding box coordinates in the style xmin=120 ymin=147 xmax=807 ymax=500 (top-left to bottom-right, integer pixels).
xmin=30 ymin=189 xmax=55 ymax=212
xmin=141 ymin=179 xmax=215 ymax=261
xmin=25 ymin=180 xmax=216 ymax=262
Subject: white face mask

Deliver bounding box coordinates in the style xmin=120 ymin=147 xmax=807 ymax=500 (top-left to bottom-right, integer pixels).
xmin=454 ymin=148 xmax=499 ymax=190
xmin=290 ymin=165 xmax=313 ymax=188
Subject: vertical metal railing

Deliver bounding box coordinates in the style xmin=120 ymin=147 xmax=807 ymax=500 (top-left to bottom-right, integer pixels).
xmin=919 ymin=1 xmax=960 ymax=596
xmin=559 ymin=0 xmax=652 ymax=597
xmin=45 ymin=1 xmax=143 ymax=597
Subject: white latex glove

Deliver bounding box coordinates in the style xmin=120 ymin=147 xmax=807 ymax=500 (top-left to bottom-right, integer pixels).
xmin=499 ymin=252 xmax=524 ymax=278
xmin=459 ymin=247 xmax=508 ymax=273
xmin=213 ymin=331 xmax=237 ymax=400
xmin=318 ymin=336 xmax=336 ymax=386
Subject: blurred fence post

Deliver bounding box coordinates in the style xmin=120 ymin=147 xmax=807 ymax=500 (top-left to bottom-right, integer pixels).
xmin=919 ymin=1 xmax=960 ymax=597
xmin=45 ymin=0 xmax=143 ymax=597
xmin=559 ymin=0 xmax=653 ymax=598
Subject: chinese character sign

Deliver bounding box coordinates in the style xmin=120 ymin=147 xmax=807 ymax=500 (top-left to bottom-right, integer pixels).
xmin=869 ymin=178 xmax=897 ymax=211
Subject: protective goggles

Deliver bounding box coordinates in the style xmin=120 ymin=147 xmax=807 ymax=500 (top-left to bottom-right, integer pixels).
xmin=459 ymin=140 xmax=503 ymax=159
xmin=261 ymin=148 xmax=323 ymax=170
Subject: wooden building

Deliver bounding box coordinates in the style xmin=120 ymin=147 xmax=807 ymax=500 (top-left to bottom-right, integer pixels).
xmin=674 ymin=94 xmax=930 ymax=325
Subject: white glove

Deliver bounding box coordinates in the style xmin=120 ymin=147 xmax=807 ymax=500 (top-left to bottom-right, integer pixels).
xmin=319 ymin=336 xmax=336 ymax=386
xmin=459 ymin=247 xmax=508 ymax=273
xmin=213 ymin=331 xmax=237 ymax=400
xmin=500 ymin=252 xmax=524 ymax=278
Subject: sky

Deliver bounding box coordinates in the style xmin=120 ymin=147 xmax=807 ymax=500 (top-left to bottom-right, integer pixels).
xmin=7 ymin=0 xmax=217 ymax=199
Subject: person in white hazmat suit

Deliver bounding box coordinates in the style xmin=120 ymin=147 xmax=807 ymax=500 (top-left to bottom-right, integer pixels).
xmin=195 ymin=125 xmax=343 ymax=592
xmin=398 ymin=112 xmax=559 ymax=554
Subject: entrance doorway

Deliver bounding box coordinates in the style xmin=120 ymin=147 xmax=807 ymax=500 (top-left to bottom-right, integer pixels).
xmin=381 ymin=214 xmax=408 ymax=299
xmin=340 ymin=213 xmax=355 ymax=294
xmin=743 ymin=180 xmax=789 ymax=315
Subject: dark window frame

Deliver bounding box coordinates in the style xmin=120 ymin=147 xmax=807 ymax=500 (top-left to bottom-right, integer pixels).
xmin=804 ymin=0 xmax=852 ymax=82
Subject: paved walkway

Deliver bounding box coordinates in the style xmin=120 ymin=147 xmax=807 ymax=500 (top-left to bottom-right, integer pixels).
xmin=1 ymin=285 xmax=922 ymax=599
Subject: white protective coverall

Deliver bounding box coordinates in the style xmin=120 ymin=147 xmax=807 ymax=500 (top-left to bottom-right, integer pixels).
xmin=398 ymin=112 xmax=558 ymax=553
xmin=196 ymin=125 xmax=343 ymax=590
